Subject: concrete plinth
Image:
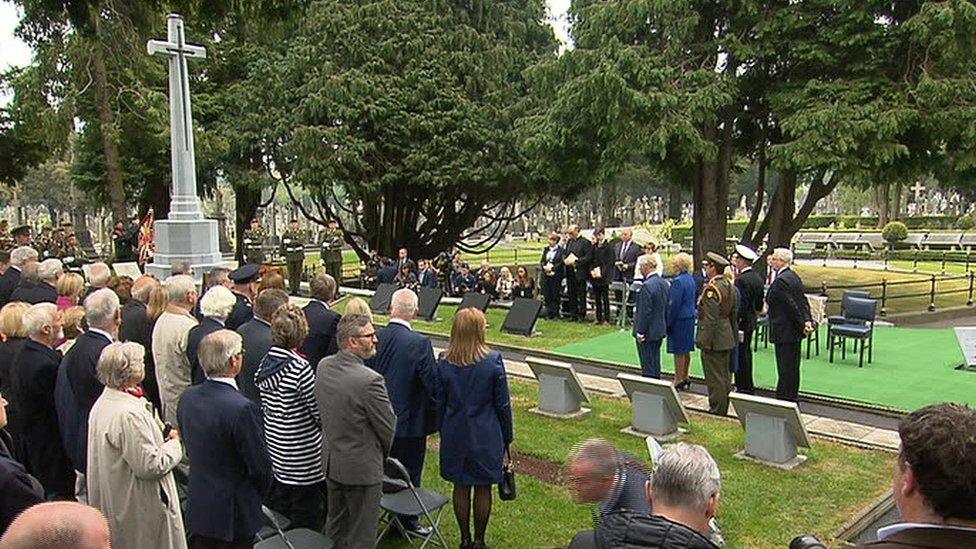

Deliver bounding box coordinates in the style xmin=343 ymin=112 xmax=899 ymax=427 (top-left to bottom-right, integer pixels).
xmin=145 ymin=218 xmax=222 ymax=283
xmin=533 ymin=374 xmax=586 ymax=417
xmin=740 ymin=413 xmax=806 ymax=468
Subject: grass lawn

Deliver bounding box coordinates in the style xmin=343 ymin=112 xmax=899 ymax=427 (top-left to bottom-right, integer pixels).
xmin=377 ymin=379 xmax=895 ymax=548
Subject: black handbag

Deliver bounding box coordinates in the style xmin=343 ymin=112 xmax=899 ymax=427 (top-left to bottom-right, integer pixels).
xmin=498 ymin=462 xmax=516 ymax=501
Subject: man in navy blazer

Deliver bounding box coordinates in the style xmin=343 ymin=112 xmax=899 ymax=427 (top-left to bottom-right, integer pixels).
xmin=236 ymin=288 xmax=289 ymax=404
xmin=186 ymin=286 xmax=237 ymax=385
xmin=416 ymin=259 xmax=439 ymax=289
xmin=612 ymin=228 xmax=641 ymax=284
xmin=300 ymin=273 xmax=341 ymax=367
xmin=366 ymin=288 xmax=438 ymax=535
xmin=765 ymin=248 xmax=813 ymax=402
xmin=633 ymin=255 xmax=670 ymax=378
xmin=179 ymin=330 xmax=272 ymax=548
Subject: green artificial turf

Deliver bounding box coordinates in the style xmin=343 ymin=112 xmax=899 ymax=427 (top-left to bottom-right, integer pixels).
xmin=378 ymin=379 xmax=894 ymax=549
xmin=553 ymin=325 xmax=971 ymax=412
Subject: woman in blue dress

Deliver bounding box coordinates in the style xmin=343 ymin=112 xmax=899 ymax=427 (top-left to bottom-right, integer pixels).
xmin=667 ymin=252 xmax=697 ymax=390
xmin=437 ymin=308 xmax=514 ymax=549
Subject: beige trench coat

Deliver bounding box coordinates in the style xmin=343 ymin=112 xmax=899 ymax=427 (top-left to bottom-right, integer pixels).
xmin=87 ymin=388 xmax=186 ymax=549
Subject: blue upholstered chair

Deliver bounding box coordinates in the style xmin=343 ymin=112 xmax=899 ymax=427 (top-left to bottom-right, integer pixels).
xmin=828 ymin=297 xmax=877 ymax=368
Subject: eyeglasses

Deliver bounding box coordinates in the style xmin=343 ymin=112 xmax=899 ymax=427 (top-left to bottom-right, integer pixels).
xmin=352 ymin=332 xmax=378 ymax=339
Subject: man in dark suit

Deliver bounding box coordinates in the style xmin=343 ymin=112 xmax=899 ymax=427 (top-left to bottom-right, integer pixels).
xmin=0 ymin=246 xmax=37 ymax=307
xmin=315 ymin=314 xmax=395 ymax=549
xmin=61 ymin=288 xmax=119 ymax=492
xmin=765 ymin=248 xmax=813 ymax=402
xmin=179 ymin=330 xmax=273 ymax=549
xmin=12 ymin=303 xmax=74 ymax=499
xmin=731 ymin=245 xmax=764 ymax=395
xmin=633 ymin=254 xmax=670 ymax=378
xmin=539 ymin=232 xmax=566 ymax=319
xmin=236 ymin=288 xmax=288 ymax=404
xmin=119 ymin=275 xmax=161 ymax=410
xmin=186 ymin=285 xmax=236 ymax=385
xmin=395 ymin=247 xmax=416 ymax=273
xmin=612 ymin=228 xmax=641 ymax=284
xmin=857 ymin=403 xmax=976 ymax=549
xmin=563 ymin=225 xmax=593 ymax=321
xmin=366 ymin=289 xmax=438 ymax=535
xmin=300 ymin=273 xmax=341 ymax=368
xmin=226 ymin=264 xmax=260 ymax=330
xmin=10 ymin=258 xmax=59 ymax=305
xmin=416 ymin=259 xmax=439 ymax=289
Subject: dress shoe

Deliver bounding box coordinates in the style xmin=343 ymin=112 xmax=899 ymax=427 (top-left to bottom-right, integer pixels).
xmin=674 ymin=380 xmax=691 ymax=391
xmin=405 ymin=524 xmax=432 ymax=537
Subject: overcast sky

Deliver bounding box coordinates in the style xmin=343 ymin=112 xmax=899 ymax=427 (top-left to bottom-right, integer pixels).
xmin=0 ymin=0 xmax=572 ymax=72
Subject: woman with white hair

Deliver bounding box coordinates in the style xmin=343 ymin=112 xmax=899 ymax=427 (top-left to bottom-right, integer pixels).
xmin=86 ymin=342 xmax=185 ymax=549
xmin=186 ymin=285 xmax=236 ymax=385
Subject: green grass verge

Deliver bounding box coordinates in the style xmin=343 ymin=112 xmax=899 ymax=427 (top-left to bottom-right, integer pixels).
xmin=377 ymin=379 xmax=894 ymax=548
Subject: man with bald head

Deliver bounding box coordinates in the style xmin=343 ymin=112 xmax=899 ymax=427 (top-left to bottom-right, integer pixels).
xmin=0 ymin=501 xmax=110 ymax=548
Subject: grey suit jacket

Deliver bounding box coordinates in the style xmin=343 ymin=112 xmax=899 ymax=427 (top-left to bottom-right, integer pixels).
xmin=315 ymin=350 xmax=395 ymax=486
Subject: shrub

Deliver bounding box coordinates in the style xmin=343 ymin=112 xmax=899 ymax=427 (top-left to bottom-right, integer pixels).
xmin=882 ymin=221 xmax=909 ymax=243
xmin=956 ymin=214 xmax=975 ymax=231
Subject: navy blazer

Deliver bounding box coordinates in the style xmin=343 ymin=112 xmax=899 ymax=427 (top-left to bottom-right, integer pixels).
xmin=178 ymin=380 xmax=272 ymax=542
xmin=539 ymin=246 xmax=566 ymax=280
xmin=634 ymin=274 xmax=670 ymax=341
xmin=612 ymin=241 xmax=641 ymax=282
xmin=62 ymin=330 xmax=111 ymax=473
xmin=0 ymin=267 xmax=21 ymax=307
xmin=418 ymin=268 xmax=439 ymax=289
xmin=236 ymin=317 xmax=272 ymax=404
xmin=766 ymin=268 xmax=813 ymax=344
xmin=735 ymin=268 xmax=765 ymax=333
xmin=366 ymin=322 xmax=438 ymax=438
xmin=300 ymin=300 xmax=340 ymax=368
xmin=226 ymin=292 xmax=253 ymax=331
xmin=187 ymin=317 xmax=225 ymax=385
xmin=9 ymin=282 xmax=56 ymax=305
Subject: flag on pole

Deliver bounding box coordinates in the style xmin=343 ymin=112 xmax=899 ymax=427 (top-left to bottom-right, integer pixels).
xmin=139 ymin=208 xmax=156 ymax=264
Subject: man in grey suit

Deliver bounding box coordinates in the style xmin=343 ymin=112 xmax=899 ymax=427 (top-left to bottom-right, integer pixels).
xmin=235 ymin=288 xmax=289 ymax=404
xmin=315 ymin=313 xmax=396 ymax=549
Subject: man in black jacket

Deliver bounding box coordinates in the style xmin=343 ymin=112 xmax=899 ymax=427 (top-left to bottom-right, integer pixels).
xmin=765 ymin=248 xmax=813 ymax=402
xmin=0 ymin=246 xmax=38 ymax=307
xmin=236 ymin=288 xmax=288 ymax=404
xmin=732 ymin=245 xmax=765 ymax=394
xmin=0 ymin=389 xmax=44 ymax=533
xmin=563 ymin=225 xmax=593 ymax=322
xmin=10 ymin=259 xmax=60 ymax=305
xmin=568 ymin=443 xmax=722 ymax=549
xmin=119 ymin=275 xmax=161 ymax=410
xmin=300 ymin=273 xmax=341 ymax=367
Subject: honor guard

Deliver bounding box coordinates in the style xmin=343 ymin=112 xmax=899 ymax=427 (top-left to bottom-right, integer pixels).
xmin=280 ymin=219 xmax=306 ymax=295
xmin=11 ymin=225 xmax=32 ymax=249
xmin=61 ymin=233 xmax=89 ymax=274
xmin=36 ymin=225 xmax=54 ymax=259
xmin=320 ymin=219 xmax=344 ymax=286
xmin=242 ymin=218 xmax=267 ymax=265
xmin=227 ymin=263 xmax=260 ymax=330
xmin=0 ymin=220 xmax=10 ymax=250
xmin=695 ymin=251 xmax=739 ymax=416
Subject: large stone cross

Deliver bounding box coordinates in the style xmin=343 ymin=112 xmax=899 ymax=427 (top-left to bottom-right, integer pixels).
xmin=148 ymin=14 xmax=206 ymax=221
xmin=911 ymin=181 xmax=926 ymax=201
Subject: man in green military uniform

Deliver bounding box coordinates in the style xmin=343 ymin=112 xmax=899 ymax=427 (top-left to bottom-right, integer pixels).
xmin=61 ymin=233 xmax=89 ymax=274
xmin=36 ymin=225 xmax=54 ymax=259
xmin=695 ymin=251 xmax=739 ymax=416
xmin=280 ymin=218 xmax=306 ymax=295
xmin=242 ymin=217 xmax=267 ymax=265
xmin=320 ymin=219 xmax=344 ymax=286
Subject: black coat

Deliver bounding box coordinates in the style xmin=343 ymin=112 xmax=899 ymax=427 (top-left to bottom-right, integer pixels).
xmin=226 ymin=292 xmax=254 ymax=331
xmin=612 ymin=240 xmax=641 ymax=283
xmin=591 ymin=241 xmax=615 ymax=287
xmin=564 ymin=236 xmax=594 ymax=280
xmin=178 ymin=380 xmax=273 ymax=542
xmin=12 ymin=339 xmax=73 ymax=496
xmin=0 ymin=338 xmax=27 ymax=455
xmin=539 ymin=246 xmax=566 ymax=280
xmin=0 ymin=268 xmax=21 ymax=307
xmin=119 ymin=300 xmax=160 ymax=411
xmin=568 ymin=511 xmax=718 ymax=549
xmin=735 ymin=268 xmax=765 ymax=333
xmin=300 ymin=300 xmax=340 ymax=368
xmin=187 ymin=317 xmax=225 ymax=385
xmin=766 ymin=268 xmax=813 ymax=344
xmin=235 ymin=317 xmax=272 ymax=404
xmin=0 ymin=432 xmax=43 ymax=535
xmin=62 ymin=330 xmax=112 ymax=473
xmin=9 ymin=282 xmax=57 ymax=305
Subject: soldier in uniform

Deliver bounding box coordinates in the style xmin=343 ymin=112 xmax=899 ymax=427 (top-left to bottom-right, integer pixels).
xmin=695 ymin=252 xmax=739 ymax=416
xmin=61 ymin=233 xmax=89 ymax=274
xmin=320 ymin=218 xmax=344 ymax=285
xmin=0 ymin=220 xmax=10 ymax=250
xmin=227 ymin=263 xmax=261 ymax=330
xmin=11 ymin=225 xmax=32 ymax=249
xmin=36 ymin=225 xmax=53 ymax=258
xmin=242 ymin=217 xmax=267 ymax=265
xmin=280 ymin=219 xmax=306 ymax=295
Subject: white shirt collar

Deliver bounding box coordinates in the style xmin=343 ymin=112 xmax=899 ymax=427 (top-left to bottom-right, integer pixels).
xmin=878 ymin=522 xmax=976 ymax=540
xmin=206 ymin=317 xmax=226 ymax=327
xmin=11 ymin=265 xmax=21 ymax=273
xmin=311 ymin=299 xmax=330 ymax=309
xmin=389 ymin=318 xmax=412 ymax=330
xmin=210 ymin=377 xmax=238 ymax=391
xmin=88 ymin=327 xmax=115 ymax=343
xmin=255 ymin=316 xmax=271 ymax=327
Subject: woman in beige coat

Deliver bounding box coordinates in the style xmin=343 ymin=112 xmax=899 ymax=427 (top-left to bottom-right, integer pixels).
xmin=87 ymin=341 xmax=186 ymax=549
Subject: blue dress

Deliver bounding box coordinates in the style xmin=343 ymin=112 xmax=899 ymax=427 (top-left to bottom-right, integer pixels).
xmin=437 ymin=351 xmax=514 ymax=485
xmin=667 ymin=273 xmax=697 ymax=354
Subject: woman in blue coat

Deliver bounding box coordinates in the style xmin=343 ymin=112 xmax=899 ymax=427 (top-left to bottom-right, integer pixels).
xmin=667 ymin=253 xmax=697 ymax=390
xmin=437 ymin=308 xmax=514 ymax=549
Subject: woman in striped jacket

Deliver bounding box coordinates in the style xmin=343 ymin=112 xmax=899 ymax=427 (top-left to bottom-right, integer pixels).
xmin=255 ymin=303 xmax=326 ymax=530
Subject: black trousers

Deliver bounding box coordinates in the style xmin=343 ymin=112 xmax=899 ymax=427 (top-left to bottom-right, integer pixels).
xmin=542 ymin=276 xmax=562 ymax=319
xmin=391 ymin=436 xmax=427 ymax=526
xmin=268 ymin=479 xmax=328 ymax=531
xmin=566 ymin=271 xmax=587 ymax=320
xmin=593 ymin=283 xmax=610 ymax=322
xmin=735 ymin=329 xmax=755 ymax=394
xmin=192 ymin=535 xmax=252 ymax=549
xmin=774 ymin=341 xmax=802 ymax=401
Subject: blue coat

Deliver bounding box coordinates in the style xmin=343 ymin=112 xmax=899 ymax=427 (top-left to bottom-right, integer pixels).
xmin=634 ymin=274 xmax=670 ymax=341
xmin=300 ymin=300 xmax=340 ymax=368
xmin=186 ymin=317 xmax=225 ymax=385
xmin=668 ymin=273 xmax=698 ymax=323
xmin=178 ymin=380 xmax=272 ymax=542
xmin=418 ymin=268 xmax=439 ymax=289
xmin=62 ymin=330 xmax=111 ymax=473
xmin=366 ymin=322 xmax=438 ymax=438
xmin=437 ymin=351 xmax=513 ymax=485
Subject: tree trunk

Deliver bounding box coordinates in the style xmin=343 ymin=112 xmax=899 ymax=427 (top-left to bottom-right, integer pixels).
xmin=667 ymin=185 xmax=683 ymax=220
xmin=601 ymin=180 xmax=617 ymax=227
xmin=90 ymin=20 xmax=128 ymax=223
xmin=877 ymin=183 xmax=890 ymax=227
xmin=893 ymin=181 xmax=903 ymax=221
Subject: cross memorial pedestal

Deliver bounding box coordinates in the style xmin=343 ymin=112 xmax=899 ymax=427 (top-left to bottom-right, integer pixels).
xmin=145 ymin=14 xmax=223 ymax=282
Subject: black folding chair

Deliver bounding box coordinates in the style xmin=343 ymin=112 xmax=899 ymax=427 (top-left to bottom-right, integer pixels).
xmin=253 ymin=507 xmax=291 ymax=542
xmin=828 ymin=297 xmax=877 ymax=368
xmin=378 ymin=458 xmax=449 ymax=548
xmin=253 ymin=506 xmax=334 ymax=549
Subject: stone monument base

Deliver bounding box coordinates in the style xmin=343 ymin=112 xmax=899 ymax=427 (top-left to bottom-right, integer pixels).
xmin=145 ymin=218 xmax=223 ymax=283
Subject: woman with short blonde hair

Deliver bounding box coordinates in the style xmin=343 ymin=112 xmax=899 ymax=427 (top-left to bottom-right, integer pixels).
xmin=56 ymin=272 xmax=85 ymax=311
xmin=57 ymin=305 xmax=86 ymax=354
xmin=343 ymin=297 xmax=373 ymax=321
xmin=0 ymin=301 xmax=30 ymax=451
xmin=667 ymin=252 xmax=697 ymax=390
xmin=438 ymin=307 xmax=513 ymax=548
